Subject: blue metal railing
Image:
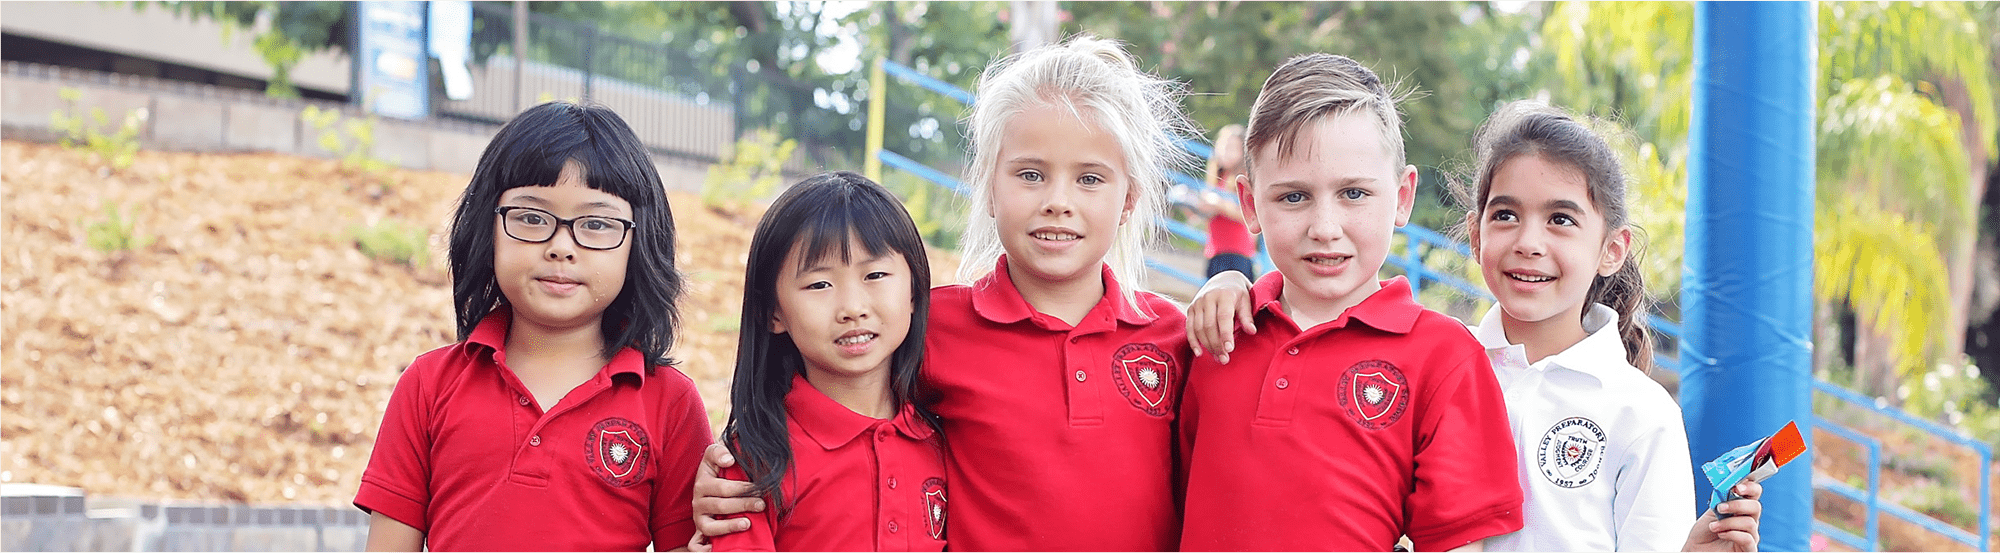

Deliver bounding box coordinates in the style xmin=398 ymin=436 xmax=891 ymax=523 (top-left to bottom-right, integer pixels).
xmin=1813 ymin=421 xmax=1883 ymax=550
xmin=1813 ymin=382 xmax=1993 ymax=550
xmin=870 ymin=57 xmax=1994 ymax=552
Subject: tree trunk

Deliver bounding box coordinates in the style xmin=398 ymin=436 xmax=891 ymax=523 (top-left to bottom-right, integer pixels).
xmin=1937 ymin=76 xmax=1992 ymax=364
xmin=1855 ymin=321 xmax=1901 ymax=404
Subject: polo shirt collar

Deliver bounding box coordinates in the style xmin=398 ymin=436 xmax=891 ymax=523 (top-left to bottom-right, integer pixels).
xmin=785 ymin=373 xmax=934 ymax=450
xmin=969 ymin=255 xmax=1157 ymax=328
xmin=1250 ymin=273 xmax=1422 ymax=334
xmin=466 ymin=308 xmax=647 ymax=383
xmin=1472 ymin=303 xmax=1632 ymax=381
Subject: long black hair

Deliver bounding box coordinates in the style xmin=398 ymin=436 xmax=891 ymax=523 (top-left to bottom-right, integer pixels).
xmin=724 ymin=171 xmax=940 ymax=515
xmin=445 ymin=101 xmax=684 ymax=369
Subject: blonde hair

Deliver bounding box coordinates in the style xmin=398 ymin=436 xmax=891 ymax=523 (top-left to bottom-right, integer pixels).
xmin=1244 ymin=53 xmax=1407 ymax=181
xmin=956 ymin=34 xmax=1197 ymax=309
xmin=1205 ymin=124 xmax=1246 ymax=184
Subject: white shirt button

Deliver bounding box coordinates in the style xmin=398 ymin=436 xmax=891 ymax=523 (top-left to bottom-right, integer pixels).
xmin=1287 ymin=347 xmax=1300 ymax=355
xmin=1075 ymin=370 xmax=1087 ymax=382
xmin=517 ymin=395 xmax=530 ymax=406
xmin=1275 ymin=377 xmax=1290 ymax=390
xmin=529 ymin=435 xmax=541 ymax=446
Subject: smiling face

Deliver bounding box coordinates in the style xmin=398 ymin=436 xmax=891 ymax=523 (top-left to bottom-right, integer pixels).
xmin=988 ymin=103 xmax=1136 ymax=293
xmin=1240 ymin=112 xmax=1415 ymax=320
xmin=769 ymin=234 xmax=916 ymax=383
xmin=493 ymin=161 xmax=632 ymax=333
xmin=1470 ymin=153 xmax=1629 ymax=332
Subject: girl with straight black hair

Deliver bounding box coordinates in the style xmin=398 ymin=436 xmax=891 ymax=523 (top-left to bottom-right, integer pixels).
xmin=711 ymin=171 xmax=948 ymax=552
xmin=445 ymin=101 xmax=683 ymax=365
xmin=359 ymin=101 xmax=711 ymax=551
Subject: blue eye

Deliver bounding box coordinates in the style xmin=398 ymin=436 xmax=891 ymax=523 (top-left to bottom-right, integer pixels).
xmin=1340 ymin=188 xmax=1368 ymax=201
xmin=1279 ymin=191 xmax=1307 ymax=204
xmin=1079 ymin=174 xmax=1104 ymax=186
xmin=1017 ymin=170 xmax=1043 ymax=182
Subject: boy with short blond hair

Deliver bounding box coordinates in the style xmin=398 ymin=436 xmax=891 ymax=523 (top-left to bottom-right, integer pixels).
xmin=1177 ymin=53 xmax=1524 ymax=551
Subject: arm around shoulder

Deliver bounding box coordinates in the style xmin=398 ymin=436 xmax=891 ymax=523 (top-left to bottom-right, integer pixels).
xmin=651 ymin=375 xmax=717 ymax=547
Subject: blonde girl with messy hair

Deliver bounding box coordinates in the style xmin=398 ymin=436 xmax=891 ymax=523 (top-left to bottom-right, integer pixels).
xmin=954 ymin=33 xmax=1198 ymax=312
xmin=690 ymin=35 xmax=1203 ymax=552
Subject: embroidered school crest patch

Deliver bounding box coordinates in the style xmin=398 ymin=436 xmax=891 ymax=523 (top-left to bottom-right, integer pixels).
xmin=584 ymin=417 xmax=650 ymax=487
xmin=1335 ymin=360 xmax=1408 ymax=430
xmin=1110 ymin=343 xmax=1176 ymax=416
xmin=921 ymin=477 xmax=946 ymax=541
xmin=1537 ymin=417 xmax=1608 ymax=488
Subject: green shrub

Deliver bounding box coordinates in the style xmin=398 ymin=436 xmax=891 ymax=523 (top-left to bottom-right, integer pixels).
xmin=702 ymin=129 xmax=795 ymax=210
xmin=301 ymin=105 xmax=388 ymax=175
xmin=50 ymin=88 xmax=145 ymax=172
xmin=85 ymin=202 xmax=153 ymax=253
xmin=351 ymin=219 xmax=429 ymax=267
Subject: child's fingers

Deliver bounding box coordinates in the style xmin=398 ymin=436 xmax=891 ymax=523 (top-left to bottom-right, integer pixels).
xmin=693 ymin=502 xmax=757 ymax=537
xmin=1730 ymin=480 xmax=1763 ymax=502
xmin=1234 ymin=288 xmax=1257 ymax=336
xmin=1185 ymin=298 xmax=1210 ymax=358
xmin=686 ymin=532 xmax=713 ymax=552
xmin=1706 ymin=514 xmax=1759 ymax=551
xmin=1207 ymin=294 xmax=1237 ymax=351
xmin=702 ymin=443 xmax=735 ymax=470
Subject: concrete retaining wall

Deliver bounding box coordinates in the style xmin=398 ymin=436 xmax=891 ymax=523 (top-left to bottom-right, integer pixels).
xmin=1 ymin=484 xmax=367 ymax=552
xmin=2 ymin=61 xmax=714 ymax=192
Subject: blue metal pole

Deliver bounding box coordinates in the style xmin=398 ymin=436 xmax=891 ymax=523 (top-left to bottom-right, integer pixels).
xmin=1683 ymin=3 xmax=1816 ymax=552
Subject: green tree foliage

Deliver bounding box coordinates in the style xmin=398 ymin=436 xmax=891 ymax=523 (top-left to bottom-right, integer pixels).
xmin=145 ymin=1 xmax=350 ymax=98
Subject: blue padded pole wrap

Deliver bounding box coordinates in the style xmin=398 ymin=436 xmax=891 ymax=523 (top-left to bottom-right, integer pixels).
xmin=1684 ymin=3 xmax=1816 ymax=552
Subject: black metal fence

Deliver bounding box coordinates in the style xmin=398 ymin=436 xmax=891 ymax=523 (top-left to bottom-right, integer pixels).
xmin=435 ymin=2 xmax=737 ymax=164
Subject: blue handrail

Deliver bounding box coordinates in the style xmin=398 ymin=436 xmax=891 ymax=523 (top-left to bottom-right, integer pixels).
xmin=1814 ymin=422 xmax=1883 ymax=550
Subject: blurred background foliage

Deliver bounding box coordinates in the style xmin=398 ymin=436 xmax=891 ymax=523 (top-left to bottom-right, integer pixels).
xmin=148 ymin=0 xmax=2000 ymax=437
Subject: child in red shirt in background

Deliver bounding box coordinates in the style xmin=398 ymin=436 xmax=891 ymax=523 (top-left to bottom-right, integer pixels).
xmin=708 ymin=172 xmax=947 ymax=552
xmin=692 ymin=35 xmax=1200 ymax=551
xmin=1185 ymin=124 xmax=1259 ymax=278
xmin=1175 ymin=54 xmax=1524 ymax=551
xmin=356 ymin=102 xmax=711 ymax=551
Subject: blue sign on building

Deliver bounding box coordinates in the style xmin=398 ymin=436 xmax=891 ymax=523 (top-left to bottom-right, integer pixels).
xmin=356 ymin=1 xmax=430 ymax=119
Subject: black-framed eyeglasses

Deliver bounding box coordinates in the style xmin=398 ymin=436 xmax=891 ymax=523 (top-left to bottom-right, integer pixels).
xmin=494 ymin=206 xmax=635 ymax=250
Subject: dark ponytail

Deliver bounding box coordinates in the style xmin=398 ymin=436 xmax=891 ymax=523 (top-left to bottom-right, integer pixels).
xmin=1589 ymin=253 xmax=1655 ymax=374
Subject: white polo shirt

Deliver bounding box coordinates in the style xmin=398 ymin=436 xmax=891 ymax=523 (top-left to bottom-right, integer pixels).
xmin=1472 ymin=303 xmax=1695 ymax=552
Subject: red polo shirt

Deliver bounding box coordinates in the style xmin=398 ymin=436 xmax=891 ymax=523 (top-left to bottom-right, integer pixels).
xmin=355 ymin=309 xmax=713 ymax=551
xmin=713 ymin=374 xmax=947 ymax=552
xmin=1180 ymin=275 xmax=1523 ymax=551
xmin=924 ymin=256 xmax=1188 ymax=551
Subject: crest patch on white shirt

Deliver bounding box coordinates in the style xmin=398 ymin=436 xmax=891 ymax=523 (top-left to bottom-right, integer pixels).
xmin=1537 ymin=417 xmax=1607 ymax=488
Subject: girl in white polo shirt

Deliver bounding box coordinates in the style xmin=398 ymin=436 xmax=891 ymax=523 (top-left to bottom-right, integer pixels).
xmin=1455 ymin=100 xmax=1760 ymax=551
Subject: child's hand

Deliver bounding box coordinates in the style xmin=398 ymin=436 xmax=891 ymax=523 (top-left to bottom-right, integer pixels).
xmin=1186 ymin=270 xmax=1256 ymax=364
xmin=1682 ymin=480 xmax=1762 ymax=552
xmin=691 ymin=444 xmax=764 ymax=539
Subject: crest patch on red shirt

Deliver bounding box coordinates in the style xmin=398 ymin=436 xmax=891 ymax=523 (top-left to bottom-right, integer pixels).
xmin=1110 ymin=343 xmax=1176 ymax=416
xmin=584 ymin=417 xmax=650 ymax=487
xmin=1336 ymin=360 xmax=1408 ymax=430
